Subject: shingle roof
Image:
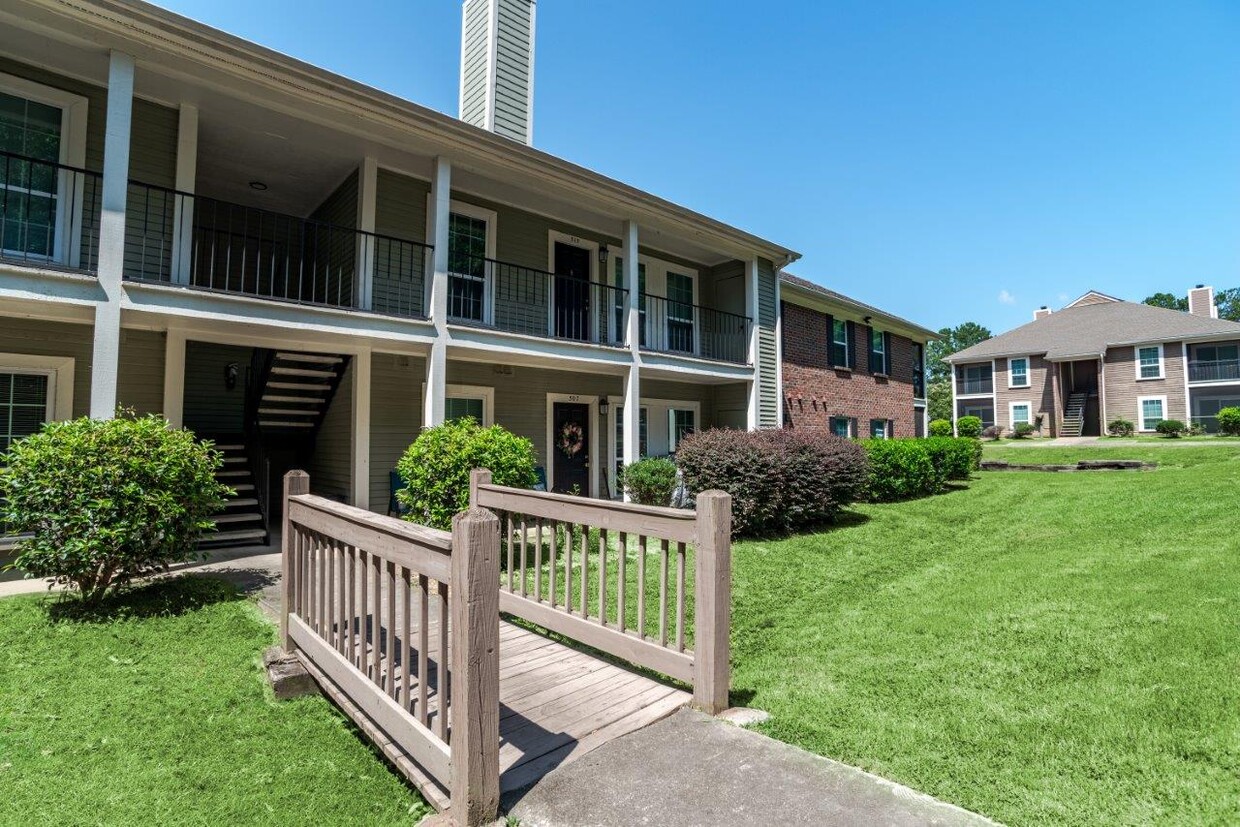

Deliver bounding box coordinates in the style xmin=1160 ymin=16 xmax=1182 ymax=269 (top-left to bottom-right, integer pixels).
xmin=947 ymin=298 xmax=1240 ymax=363
xmin=779 ymin=273 xmax=938 ymax=339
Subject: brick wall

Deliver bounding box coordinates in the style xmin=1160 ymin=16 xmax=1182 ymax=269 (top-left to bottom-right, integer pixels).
xmin=781 ymin=301 xmax=923 ymax=437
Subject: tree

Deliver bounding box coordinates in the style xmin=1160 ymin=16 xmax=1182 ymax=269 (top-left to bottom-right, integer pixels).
xmin=1143 ymin=292 xmax=1188 ymax=312
xmin=927 ymin=379 xmax=953 ymax=423
xmin=927 ymin=322 xmax=993 ymax=383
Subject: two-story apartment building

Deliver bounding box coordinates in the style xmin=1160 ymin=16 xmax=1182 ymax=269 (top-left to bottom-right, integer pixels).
xmin=946 ymin=287 xmax=1240 ymax=436
xmin=780 ymin=275 xmax=935 ymax=438
xmin=0 ymin=0 xmax=795 ymax=545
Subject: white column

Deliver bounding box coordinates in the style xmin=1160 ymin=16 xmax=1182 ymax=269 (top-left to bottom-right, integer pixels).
xmin=351 ymin=349 xmax=372 ymax=510
xmin=423 ymin=156 xmax=451 ymax=428
xmin=773 ymin=268 xmax=784 ymax=427
xmin=162 ymin=328 xmax=187 ymax=429
xmin=354 ymin=156 xmax=378 ymax=310
xmin=621 ymin=219 xmax=641 ymax=501
xmin=171 ymin=103 xmax=197 ymax=285
xmin=950 ymin=362 xmax=959 ymax=436
xmin=90 ymin=51 xmax=135 ymax=419
xmin=745 ymin=257 xmax=760 ymax=430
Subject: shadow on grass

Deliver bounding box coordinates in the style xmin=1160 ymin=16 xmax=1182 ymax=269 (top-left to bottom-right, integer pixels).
xmin=47 ymin=575 xmax=242 ymax=624
xmin=740 ymin=509 xmax=873 ymax=542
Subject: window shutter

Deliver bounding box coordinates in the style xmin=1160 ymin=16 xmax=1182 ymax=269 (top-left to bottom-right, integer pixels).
xmin=847 ymin=321 xmax=857 ymax=370
xmin=888 ymin=418 xmax=895 ymax=437
xmin=825 ymin=313 xmax=835 ymax=367
xmin=865 ymin=325 xmax=875 ymax=373
xmin=849 ymin=416 xmax=858 ymax=437
xmin=883 ymin=332 xmax=892 ymax=375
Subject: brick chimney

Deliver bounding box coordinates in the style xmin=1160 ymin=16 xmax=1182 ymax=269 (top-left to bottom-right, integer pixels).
xmin=1034 ymin=306 xmax=1052 ymax=321
xmin=1188 ymin=284 xmax=1217 ymax=318
xmin=459 ymin=0 xmax=537 ymax=145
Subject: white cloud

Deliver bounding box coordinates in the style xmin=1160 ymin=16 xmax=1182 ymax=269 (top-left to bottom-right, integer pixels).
xmin=1058 ymin=293 xmax=1070 ymax=304
xmin=998 ymin=289 xmax=1017 ymax=305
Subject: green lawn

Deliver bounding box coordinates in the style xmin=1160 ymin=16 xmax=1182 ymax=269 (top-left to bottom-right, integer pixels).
xmin=0 ymin=577 xmax=428 ymax=826
xmin=731 ymin=444 xmax=1240 ymax=825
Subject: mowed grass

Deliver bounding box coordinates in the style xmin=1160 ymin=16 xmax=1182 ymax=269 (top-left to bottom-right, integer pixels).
xmin=731 ymin=445 xmax=1240 ymax=825
xmin=0 ymin=577 xmax=427 ymax=826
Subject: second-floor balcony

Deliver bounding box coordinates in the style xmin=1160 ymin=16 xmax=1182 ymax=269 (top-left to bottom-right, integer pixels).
xmin=1189 ymin=359 xmax=1240 ymax=383
xmin=958 ymin=378 xmax=993 ymax=395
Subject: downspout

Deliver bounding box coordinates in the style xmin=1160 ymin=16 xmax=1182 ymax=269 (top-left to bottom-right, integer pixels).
xmin=1097 ymin=351 xmax=1107 ymax=435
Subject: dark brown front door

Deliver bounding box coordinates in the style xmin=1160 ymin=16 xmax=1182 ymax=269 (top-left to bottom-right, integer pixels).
xmin=552 ymin=402 xmax=590 ymax=495
xmin=553 ymin=242 xmax=591 ymax=341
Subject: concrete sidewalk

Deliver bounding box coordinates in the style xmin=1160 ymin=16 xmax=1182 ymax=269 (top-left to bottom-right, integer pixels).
xmin=506 ymin=709 xmax=997 ymax=827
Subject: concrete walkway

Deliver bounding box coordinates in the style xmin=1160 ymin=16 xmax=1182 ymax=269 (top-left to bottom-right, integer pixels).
xmin=507 ymin=709 xmax=996 ymax=827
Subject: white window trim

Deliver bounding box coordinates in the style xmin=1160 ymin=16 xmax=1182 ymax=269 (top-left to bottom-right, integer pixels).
xmin=426 ymin=197 xmax=498 ymax=325
xmin=871 ymin=328 xmax=888 ymax=375
xmin=1134 ymin=343 xmax=1165 ymax=381
xmin=606 ymin=395 xmax=701 ymax=496
xmin=1138 ymin=395 xmax=1168 ymax=432
xmin=667 ymin=406 xmax=698 ymax=453
xmin=445 ymin=383 xmax=494 ymax=426
xmin=0 ymin=72 xmax=90 ymax=267
xmin=829 ymin=414 xmax=853 ymax=438
xmin=1007 ymin=356 xmax=1031 ymax=388
xmin=1009 ymin=400 xmax=1032 ymax=427
xmin=632 ymin=252 xmax=700 ymax=356
xmin=0 ymin=353 xmax=75 ymax=422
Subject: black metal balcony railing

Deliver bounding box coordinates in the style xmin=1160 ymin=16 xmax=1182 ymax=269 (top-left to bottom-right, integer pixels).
xmin=0 ymin=149 xmax=102 ymax=273
xmin=1188 ymin=359 xmax=1240 ymax=383
xmin=639 ymin=292 xmax=752 ymax=365
xmin=124 ymin=181 xmax=430 ymax=318
xmin=958 ymin=378 xmax=994 ymax=394
xmin=447 ymin=256 xmax=628 ymax=347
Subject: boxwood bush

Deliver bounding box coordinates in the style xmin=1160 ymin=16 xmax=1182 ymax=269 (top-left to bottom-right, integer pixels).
xmin=1155 ymin=419 xmax=1186 ymax=438
xmin=0 ymin=412 xmax=229 ymax=604
xmin=675 ymin=428 xmax=868 ymax=537
xmin=1011 ymin=422 xmax=1035 ymax=439
xmin=923 ymin=437 xmax=981 ymax=482
xmin=956 ymin=415 xmax=983 ymax=438
xmin=620 ymin=457 xmax=678 ymax=506
xmin=1216 ymin=406 xmax=1240 ymax=436
xmin=864 ymin=439 xmax=943 ymax=502
xmin=396 ymin=418 xmax=537 ymax=530
xmin=1107 ymin=418 xmax=1135 ymax=437
xmin=928 ymin=419 xmax=953 ymax=437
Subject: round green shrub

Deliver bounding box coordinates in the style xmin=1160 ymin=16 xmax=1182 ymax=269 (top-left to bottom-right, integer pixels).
xmin=955 ymin=415 xmax=983 ymax=438
xmin=396 ymin=418 xmax=537 ymax=530
xmin=1216 ymin=407 xmax=1240 ymax=436
xmin=0 ymin=412 xmax=229 ymax=604
xmin=620 ymin=457 xmax=678 ymax=506
xmin=675 ymin=428 xmax=868 ymax=537
xmin=1011 ymin=422 xmax=1035 ymax=439
xmin=928 ymin=419 xmax=953 ymax=437
xmin=864 ymin=439 xmax=942 ymax=502
xmin=1107 ymin=418 xmax=1135 ymax=437
xmin=1155 ymin=419 xmax=1186 ymax=438
xmin=923 ymin=437 xmax=981 ymax=481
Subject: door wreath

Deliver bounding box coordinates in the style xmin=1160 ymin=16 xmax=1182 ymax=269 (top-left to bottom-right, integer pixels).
xmin=556 ymin=421 xmax=585 ymax=458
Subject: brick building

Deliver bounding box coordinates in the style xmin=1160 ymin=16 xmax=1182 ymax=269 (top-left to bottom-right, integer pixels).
xmin=779 ymin=274 xmax=936 ymax=438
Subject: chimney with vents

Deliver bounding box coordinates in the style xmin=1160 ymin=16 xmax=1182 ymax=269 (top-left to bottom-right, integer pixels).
xmin=1188 ymin=284 xmax=1217 ymax=318
xmin=1034 ymin=306 xmax=1052 ymax=321
xmin=459 ymin=0 xmax=537 ymax=145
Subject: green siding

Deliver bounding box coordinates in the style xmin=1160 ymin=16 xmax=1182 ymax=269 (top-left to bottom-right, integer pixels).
xmin=757 ymin=258 xmax=779 ymax=428
xmin=307 ymin=170 xmax=359 ymax=306
xmin=0 ymin=318 xmax=93 ymax=418
xmin=459 ymin=0 xmax=491 ymax=129
xmin=369 ymin=353 xmax=423 ymax=511
xmin=310 ymin=360 xmax=353 ymax=502
xmin=373 ymin=169 xmax=429 ymax=316
xmin=116 ymin=330 xmax=165 ymax=415
xmin=183 ymin=343 xmax=251 ymax=435
xmin=492 ymin=0 xmax=533 ymax=142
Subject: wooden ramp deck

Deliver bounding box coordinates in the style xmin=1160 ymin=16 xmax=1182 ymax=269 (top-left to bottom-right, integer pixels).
xmin=496 ymin=621 xmax=690 ymax=795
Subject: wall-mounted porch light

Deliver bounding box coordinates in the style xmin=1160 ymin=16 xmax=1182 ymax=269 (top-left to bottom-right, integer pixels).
xmin=224 ymin=362 xmax=239 ymax=391
xmin=598 ymin=245 xmax=609 ymax=266
xmin=598 ymin=396 xmax=610 ymax=417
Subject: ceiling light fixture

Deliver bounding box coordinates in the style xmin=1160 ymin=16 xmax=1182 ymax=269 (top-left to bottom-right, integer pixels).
xmin=249 ymin=180 xmax=268 ymax=191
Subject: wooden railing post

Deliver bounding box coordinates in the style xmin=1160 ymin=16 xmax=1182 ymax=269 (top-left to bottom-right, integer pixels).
xmin=449 ymin=506 xmax=501 ymax=825
xmin=693 ymin=489 xmax=732 ymax=714
xmin=468 ymin=467 xmax=492 ymax=509
xmin=280 ymin=470 xmax=310 ymax=651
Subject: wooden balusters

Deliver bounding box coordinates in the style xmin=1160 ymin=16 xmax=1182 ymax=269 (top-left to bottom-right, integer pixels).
xmin=417 ymin=572 xmax=429 ymax=726
xmin=617 ymin=532 xmax=627 ymax=632
xmin=636 ymin=534 xmax=647 ymax=639
xmin=598 ymin=528 xmax=608 ymax=625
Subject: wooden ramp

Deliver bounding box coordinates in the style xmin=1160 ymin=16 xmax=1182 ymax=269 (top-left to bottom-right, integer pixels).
xmin=496 ymin=621 xmax=690 ymax=795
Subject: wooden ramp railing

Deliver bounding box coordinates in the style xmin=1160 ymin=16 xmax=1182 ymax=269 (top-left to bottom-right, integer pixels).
xmin=470 ymin=468 xmax=732 ymax=714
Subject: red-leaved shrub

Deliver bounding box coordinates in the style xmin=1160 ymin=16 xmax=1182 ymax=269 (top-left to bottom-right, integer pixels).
xmin=675 ymin=428 xmax=868 ymax=536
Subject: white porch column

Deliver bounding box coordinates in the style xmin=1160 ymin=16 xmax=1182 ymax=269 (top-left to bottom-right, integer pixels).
xmin=351 ymin=349 xmax=372 ymax=510
xmin=171 ymin=103 xmax=197 ymax=285
xmin=745 ymin=257 xmax=760 ymax=430
xmin=162 ymin=328 xmax=187 ymax=429
xmin=423 ymin=156 xmax=452 ymax=427
xmin=354 ymin=156 xmax=378 ymax=310
xmin=90 ymin=51 xmax=135 ymax=419
xmin=621 ymin=220 xmax=642 ymax=501
xmin=950 ymin=363 xmax=959 ymax=436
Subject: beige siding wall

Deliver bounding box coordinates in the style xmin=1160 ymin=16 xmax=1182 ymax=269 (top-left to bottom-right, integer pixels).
xmin=0 ymin=318 xmax=94 ymax=418
xmin=310 ymin=361 xmax=353 ymax=502
xmin=116 ymin=329 xmax=166 ymax=415
xmin=370 ymin=353 xmax=424 ymax=512
xmin=994 ymin=354 xmax=1055 ymax=433
xmin=183 ymin=342 xmax=251 ymax=435
xmin=1103 ymin=342 xmax=1187 ymax=431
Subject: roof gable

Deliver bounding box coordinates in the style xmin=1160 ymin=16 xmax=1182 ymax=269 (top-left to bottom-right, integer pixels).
xmin=1065 ymin=290 xmax=1122 ymax=308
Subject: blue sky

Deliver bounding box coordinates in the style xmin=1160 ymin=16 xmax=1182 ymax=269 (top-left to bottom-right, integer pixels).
xmin=152 ymin=0 xmax=1240 ymax=333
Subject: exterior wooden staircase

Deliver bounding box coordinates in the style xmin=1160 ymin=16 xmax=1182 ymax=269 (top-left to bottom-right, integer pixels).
xmin=1060 ymin=392 xmax=1088 ymax=437
xmin=254 ymin=350 xmax=351 ymax=435
xmin=201 ymin=440 xmax=268 ymax=548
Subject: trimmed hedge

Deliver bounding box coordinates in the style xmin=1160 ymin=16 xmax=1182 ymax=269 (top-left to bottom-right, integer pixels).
xmin=675 ymin=428 xmax=868 ymax=536
xmin=864 ymin=439 xmax=941 ymax=502
xmin=956 ymin=416 xmax=983 ymax=438
xmin=1107 ymin=418 xmax=1135 ymax=437
xmin=620 ymin=457 xmax=678 ymax=506
xmin=924 ymin=437 xmax=982 ymax=481
xmin=1155 ymin=419 xmax=1186 ymax=438
xmin=928 ymin=419 xmax=953 ymax=437
xmin=1216 ymin=407 xmax=1240 ymax=436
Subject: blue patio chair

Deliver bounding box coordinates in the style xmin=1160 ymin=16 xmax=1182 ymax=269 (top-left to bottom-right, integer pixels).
xmin=389 ymin=470 xmax=410 ymax=517
xmin=532 ymin=466 xmax=547 ymax=492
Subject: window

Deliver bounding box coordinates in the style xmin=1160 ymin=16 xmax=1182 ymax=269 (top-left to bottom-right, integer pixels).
xmin=445 ymin=397 xmax=484 ymax=423
xmin=666 ymin=271 xmax=695 ymax=353
xmin=0 ymin=91 xmax=62 ymax=260
xmin=961 ymin=402 xmax=995 ymax=429
xmin=870 ymin=329 xmax=888 ymax=374
xmin=831 ymin=319 xmax=850 ymax=367
xmin=442 ymin=384 xmax=493 ymax=426
xmin=613 ymin=405 xmax=649 ymax=484
xmin=1194 ymin=343 xmax=1239 ymax=364
xmin=1010 ymin=401 xmax=1031 ymax=426
xmin=960 ymin=364 xmax=993 ymax=394
xmin=614 ymin=258 xmax=648 ymax=347
xmin=0 ymin=371 xmax=50 ymax=452
xmin=669 ymin=408 xmax=695 ymax=452
xmin=1138 ymin=396 xmax=1166 ymax=432
xmin=870 ymin=419 xmax=888 ymax=439
xmin=1136 ymin=345 xmax=1164 ymax=380
xmin=1008 ymin=357 xmax=1029 ymax=388
xmin=913 ymin=343 xmax=925 ymax=398
xmin=446 ymin=212 xmax=489 ymax=321
xmin=830 ymin=416 xmax=851 ymax=438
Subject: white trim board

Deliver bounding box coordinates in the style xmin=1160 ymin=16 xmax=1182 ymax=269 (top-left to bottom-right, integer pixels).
xmin=1137 ymin=394 xmax=1168 ymax=432
xmin=545 ymin=392 xmax=600 ymax=497
xmin=0 ymin=352 xmax=75 ymax=421
xmin=1007 ymin=355 xmax=1031 ymax=389
xmin=1134 ymin=343 xmax=1165 ymax=381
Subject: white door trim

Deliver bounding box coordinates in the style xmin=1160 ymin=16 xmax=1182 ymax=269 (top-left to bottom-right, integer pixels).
xmin=545 ymin=391 xmax=599 ymax=497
